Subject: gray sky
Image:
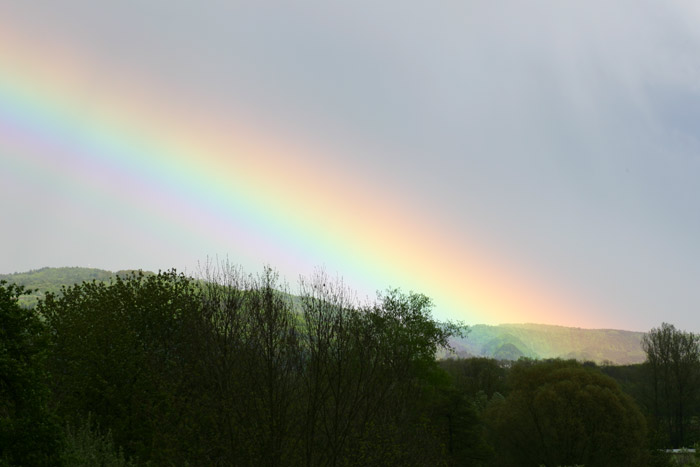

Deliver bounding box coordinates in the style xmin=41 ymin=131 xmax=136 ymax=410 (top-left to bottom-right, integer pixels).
xmin=1 ymin=1 xmax=700 ymax=331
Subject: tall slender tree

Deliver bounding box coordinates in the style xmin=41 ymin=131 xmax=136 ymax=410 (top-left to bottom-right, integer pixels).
xmin=642 ymin=322 xmax=700 ymax=447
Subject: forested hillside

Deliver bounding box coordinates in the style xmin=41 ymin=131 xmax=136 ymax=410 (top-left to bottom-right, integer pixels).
xmin=0 ymin=267 xmax=147 ymax=307
xmin=450 ymin=323 xmax=646 ymax=364
xmin=1 ymin=265 xmax=698 ymax=465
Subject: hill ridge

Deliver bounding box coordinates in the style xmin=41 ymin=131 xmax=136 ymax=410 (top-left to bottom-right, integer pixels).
xmin=0 ymin=266 xmax=150 ymax=308
xmin=449 ymin=322 xmax=646 ymax=364
xmin=2 ymin=267 xmax=647 ymax=364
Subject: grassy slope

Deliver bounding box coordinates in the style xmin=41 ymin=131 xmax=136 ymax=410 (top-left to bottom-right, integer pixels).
xmin=0 ymin=267 xmax=147 ymax=308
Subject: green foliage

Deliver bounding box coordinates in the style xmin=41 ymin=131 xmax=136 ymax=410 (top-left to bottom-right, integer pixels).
xmin=440 ymin=357 xmax=507 ymax=401
xmin=38 ymin=264 xmax=469 ymax=465
xmin=600 ymin=362 xmax=657 ymax=421
xmin=61 ymin=414 xmax=135 ymax=467
xmin=40 ymin=270 xmax=203 ymax=463
xmin=486 ymin=359 xmax=648 ymax=467
xmin=22 ymin=262 xmax=685 ymax=466
xmin=642 ymin=323 xmax=700 ymax=448
xmin=0 ymin=281 xmax=63 ymax=466
xmin=0 ymin=267 xmax=122 ymax=308
xmin=374 ymin=288 xmax=467 ymax=369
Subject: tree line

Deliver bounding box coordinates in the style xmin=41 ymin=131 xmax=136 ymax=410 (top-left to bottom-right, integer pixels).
xmin=0 ymin=264 xmax=698 ymax=466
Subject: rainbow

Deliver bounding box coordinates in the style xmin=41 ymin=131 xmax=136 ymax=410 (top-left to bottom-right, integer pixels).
xmin=0 ymin=25 xmax=600 ymax=327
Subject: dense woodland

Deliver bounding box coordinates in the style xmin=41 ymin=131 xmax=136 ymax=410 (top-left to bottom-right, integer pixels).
xmin=2 ymin=266 xmax=700 ymax=466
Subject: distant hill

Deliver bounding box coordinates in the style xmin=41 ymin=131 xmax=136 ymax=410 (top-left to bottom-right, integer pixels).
xmin=448 ymin=323 xmax=646 ymax=365
xmin=2 ymin=268 xmax=647 ymax=365
xmin=0 ymin=267 xmax=148 ymax=308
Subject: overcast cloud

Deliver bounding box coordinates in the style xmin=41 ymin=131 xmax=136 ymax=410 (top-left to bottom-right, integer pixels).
xmin=2 ymin=1 xmax=700 ymax=330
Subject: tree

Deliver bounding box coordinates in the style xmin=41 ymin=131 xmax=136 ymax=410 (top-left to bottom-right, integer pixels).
xmin=642 ymin=322 xmax=700 ymax=447
xmin=439 ymin=357 xmax=507 ymax=401
xmin=0 ymin=281 xmax=62 ymax=466
xmin=295 ymin=274 xmax=467 ymax=466
xmin=486 ymin=359 xmax=648 ymax=467
xmin=195 ymin=263 xmax=303 ymax=465
xmin=39 ymin=270 xmax=204 ymax=463
xmin=36 ymin=261 xmax=474 ymax=466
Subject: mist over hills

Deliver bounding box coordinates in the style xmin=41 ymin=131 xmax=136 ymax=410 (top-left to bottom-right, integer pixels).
xmin=2 ymin=267 xmax=646 ymax=364
xmin=448 ymin=323 xmax=645 ymax=364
